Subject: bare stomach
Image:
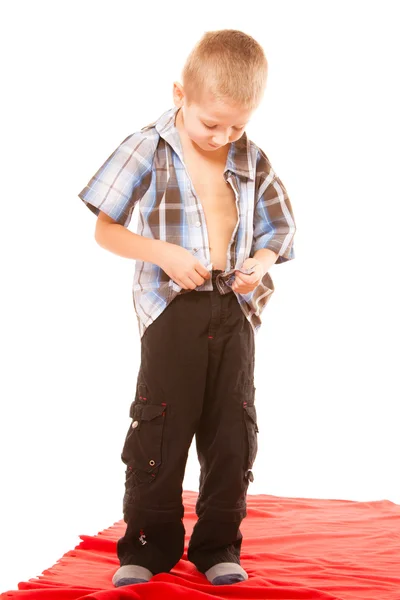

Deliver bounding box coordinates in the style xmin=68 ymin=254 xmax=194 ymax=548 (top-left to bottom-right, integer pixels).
xmin=210 ymin=255 xmax=227 ymax=271
xmin=208 ymin=226 xmax=236 ymax=271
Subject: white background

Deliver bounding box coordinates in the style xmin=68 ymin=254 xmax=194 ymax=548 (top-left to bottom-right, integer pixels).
xmin=1 ymin=0 xmax=399 ymax=593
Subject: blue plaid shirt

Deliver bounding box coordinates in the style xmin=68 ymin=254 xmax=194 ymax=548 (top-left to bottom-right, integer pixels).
xmin=78 ymin=105 xmax=296 ymax=338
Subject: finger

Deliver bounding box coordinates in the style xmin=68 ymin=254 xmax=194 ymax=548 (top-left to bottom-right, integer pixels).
xmin=191 ymin=271 xmax=208 ymax=286
xmin=196 ymin=264 xmax=211 ymax=279
xmin=235 ymin=273 xmax=255 ymax=286
xmin=182 ymin=275 xmax=198 ymax=290
xmin=235 ymin=269 xmax=256 ymax=280
xmin=232 ymin=281 xmax=251 ymax=292
xmin=234 ymin=273 xmax=248 ymax=284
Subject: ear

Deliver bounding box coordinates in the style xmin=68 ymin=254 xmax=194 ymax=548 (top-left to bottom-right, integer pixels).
xmin=172 ymin=81 xmax=185 ymax=107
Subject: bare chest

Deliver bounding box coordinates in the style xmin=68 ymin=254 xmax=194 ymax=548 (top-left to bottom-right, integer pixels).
xmin=182 ymin=150 xmax=239 ymax=268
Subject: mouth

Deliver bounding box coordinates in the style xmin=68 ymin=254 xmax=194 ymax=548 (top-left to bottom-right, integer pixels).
xmin=209 ymin=143 xmax=220 ymax=149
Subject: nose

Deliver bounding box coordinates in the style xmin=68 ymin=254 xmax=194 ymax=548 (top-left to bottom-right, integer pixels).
xmin=212 ymin=132 xmax=231 ymax=146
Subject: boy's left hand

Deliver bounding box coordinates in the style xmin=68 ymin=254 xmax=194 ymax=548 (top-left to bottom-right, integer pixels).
xmin=232 ymin=258 xmax=264 ymax=294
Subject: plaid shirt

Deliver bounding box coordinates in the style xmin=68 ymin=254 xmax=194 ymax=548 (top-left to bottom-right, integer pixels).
xmin=78 ymin=105 xmax=296 ymax=339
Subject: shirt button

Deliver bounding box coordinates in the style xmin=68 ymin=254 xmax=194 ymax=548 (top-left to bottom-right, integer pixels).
xmin=132 ymin=420 xmax=139 ymax=429
xmin=195 ymin=221 xmax=201 ymax=227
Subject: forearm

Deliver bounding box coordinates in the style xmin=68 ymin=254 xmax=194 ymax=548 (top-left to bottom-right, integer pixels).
xmin=95 ymin=223 xmax=165 ymax=265
xmin=253 ymin=248 xmax=279 ymax=274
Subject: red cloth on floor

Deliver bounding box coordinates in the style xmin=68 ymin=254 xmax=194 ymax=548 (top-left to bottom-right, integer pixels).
xmin=2 ymin=490 xmax=400 ymax=600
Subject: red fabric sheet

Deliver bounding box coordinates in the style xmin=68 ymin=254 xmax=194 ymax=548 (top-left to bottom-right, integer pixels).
xmin=2 ymin=490 xmax=400 ymax=600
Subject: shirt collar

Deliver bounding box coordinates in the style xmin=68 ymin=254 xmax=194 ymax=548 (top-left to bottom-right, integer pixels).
xmin=142 ymin=106 xmax=255 ymax=181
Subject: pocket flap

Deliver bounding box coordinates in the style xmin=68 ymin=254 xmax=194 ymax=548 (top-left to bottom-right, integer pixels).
xmin=129 ymin=402 xmax=166 ymax=420
xmin=140 ymin=404 xmax=166 ymax=421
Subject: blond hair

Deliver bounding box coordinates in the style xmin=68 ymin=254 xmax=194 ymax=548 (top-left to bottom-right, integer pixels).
xmin=182 ymin=29 xmax=268 ymax=110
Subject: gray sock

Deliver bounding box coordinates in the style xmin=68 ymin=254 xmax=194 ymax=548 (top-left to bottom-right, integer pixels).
xmin=205 ymin=562 xmax=248 ymax=585
xmin=112 ymin=564 xmax=153 ymax=587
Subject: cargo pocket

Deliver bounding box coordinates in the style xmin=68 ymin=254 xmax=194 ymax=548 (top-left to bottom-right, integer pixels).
xmin=121 ymin=401 xmax=167 ymax=485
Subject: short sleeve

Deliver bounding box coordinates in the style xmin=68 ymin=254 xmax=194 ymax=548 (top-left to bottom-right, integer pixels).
xmin=77 ymin=131 xmax=157 ymax=228
xmin=251 ymin=149 xmax=297 ymax=264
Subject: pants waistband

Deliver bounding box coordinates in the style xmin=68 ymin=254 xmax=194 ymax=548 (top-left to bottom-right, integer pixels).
xmin=211 ymin=269 xmax=224 ymax=281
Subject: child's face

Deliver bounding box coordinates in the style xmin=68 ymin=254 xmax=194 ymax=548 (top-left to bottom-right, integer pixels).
xmin=174 ymin=84 xmax=253 ymax=153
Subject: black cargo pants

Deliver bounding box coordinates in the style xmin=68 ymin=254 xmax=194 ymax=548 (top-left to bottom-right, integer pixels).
xmin=116 ymin=269 xmax=259 ymax=575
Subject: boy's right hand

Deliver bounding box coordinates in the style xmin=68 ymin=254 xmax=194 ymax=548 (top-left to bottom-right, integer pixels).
xmin=157 ymin=242 xmax=211 ymax=290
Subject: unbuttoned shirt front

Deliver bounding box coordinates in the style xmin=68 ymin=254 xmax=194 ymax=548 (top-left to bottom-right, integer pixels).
xmin=78 ymin=105 xmax=297 ymax=339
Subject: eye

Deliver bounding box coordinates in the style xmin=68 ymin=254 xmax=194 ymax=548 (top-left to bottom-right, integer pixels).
xmin=202 ymin=122 xmax=244 ymax=131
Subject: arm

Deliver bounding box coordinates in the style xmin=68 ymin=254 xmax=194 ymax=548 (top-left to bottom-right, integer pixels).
xmin=94 ymin=211 xmax=212 ymax=287
xmin=251 ymin=150 xmax=297 ymax=273
xmin=95 ymin=211 xmax=165 ymax=263
xmin=252 ymin=248 xmax=279 ymax=276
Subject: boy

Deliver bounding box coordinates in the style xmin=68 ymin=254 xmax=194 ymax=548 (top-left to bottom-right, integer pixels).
xmin=78 ymin=29 xmax=296 ymax=587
